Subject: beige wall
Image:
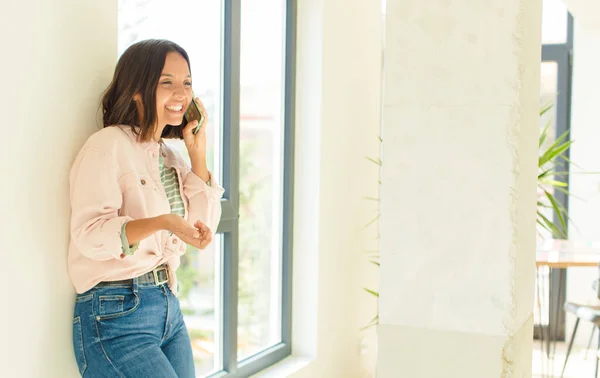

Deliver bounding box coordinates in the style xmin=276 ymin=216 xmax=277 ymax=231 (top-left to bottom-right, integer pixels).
xmin=0 ymin=0 xmax=382 ymax=377
xmin=259 ymin=0 xmax=383 ymax=376
xmin=0 ymin=1 xmax=117 ymax=377
xmin=378 ymin=0 xmax=541 ymax=376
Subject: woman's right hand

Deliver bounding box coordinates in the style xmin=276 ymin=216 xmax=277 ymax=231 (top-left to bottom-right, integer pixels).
xmin=163 ymin=214 xmax=213 ymax=250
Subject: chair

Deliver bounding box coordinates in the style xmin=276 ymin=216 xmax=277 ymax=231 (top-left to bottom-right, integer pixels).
xmin=561 ymin=277 xmax=600 ymax=377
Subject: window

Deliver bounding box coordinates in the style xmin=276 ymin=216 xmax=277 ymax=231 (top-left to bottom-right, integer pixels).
xmin=118 ymin=1 xmax=295 ymax=376
xmin=534 ymin=0 xmax=573 ymax=342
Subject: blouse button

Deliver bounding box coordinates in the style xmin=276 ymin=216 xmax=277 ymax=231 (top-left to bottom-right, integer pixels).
xmin=172 ymin=239 xmax=178 ymax=245
xmin=140 ymin=179 xmax=146 ymax=185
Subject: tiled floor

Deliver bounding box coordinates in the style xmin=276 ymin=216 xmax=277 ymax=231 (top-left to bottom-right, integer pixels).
xmin=532 ymin=341 xmax=598 ymax=377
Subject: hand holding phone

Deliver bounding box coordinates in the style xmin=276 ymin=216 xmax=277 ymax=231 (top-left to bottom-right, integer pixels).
xmin=184 ymin=96 xmax=205 ymax=135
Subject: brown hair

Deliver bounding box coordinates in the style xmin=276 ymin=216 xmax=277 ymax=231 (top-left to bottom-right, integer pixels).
xmin=101 ymin=39 xmax=191 ymax=141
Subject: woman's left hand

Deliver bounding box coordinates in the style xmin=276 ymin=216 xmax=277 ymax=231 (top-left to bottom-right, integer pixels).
xmin=182 ymin=96 xmax=208 ymax=162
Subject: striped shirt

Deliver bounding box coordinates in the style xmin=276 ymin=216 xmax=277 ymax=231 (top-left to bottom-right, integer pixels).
xmin=120 ymin=146 xmax=185 ymax=255
xmin=159 ymin=152 xmax=185 ymax=218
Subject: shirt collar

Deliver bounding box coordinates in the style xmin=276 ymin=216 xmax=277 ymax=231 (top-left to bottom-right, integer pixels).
xmin=119 ymin=125 xmax=161 ymax=152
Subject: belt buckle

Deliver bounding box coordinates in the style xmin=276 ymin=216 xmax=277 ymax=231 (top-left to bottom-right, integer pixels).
xmin=152 ymin=266 xmax=169 ymax=285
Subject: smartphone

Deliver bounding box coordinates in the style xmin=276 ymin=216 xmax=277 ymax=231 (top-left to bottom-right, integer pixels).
xmin=184 ymin=97 xmax=205 ymax=135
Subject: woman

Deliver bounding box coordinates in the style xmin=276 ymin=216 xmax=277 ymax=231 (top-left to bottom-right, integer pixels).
xmin=68 ymin=39 xmax=223 ymax=377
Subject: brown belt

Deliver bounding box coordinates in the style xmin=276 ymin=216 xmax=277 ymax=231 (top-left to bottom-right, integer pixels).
xmin=96 ymin=264 xmax=169 ymax=287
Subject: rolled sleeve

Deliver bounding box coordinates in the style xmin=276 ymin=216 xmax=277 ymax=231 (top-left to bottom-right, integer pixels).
xmin=184 ymin=171 xmax=225 ymax=200
xmin=120 ymin=222 xmax=140 ymax=256
xmin=183 ymin=170 xmax=224 ymax=233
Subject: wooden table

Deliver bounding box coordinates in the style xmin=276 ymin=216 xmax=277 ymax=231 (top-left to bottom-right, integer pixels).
xmin=537 ymin=239 xmax=600 ymax=268
xmin=535 ymin=239 xmax=600 ymax=377
xmin=536 ymin=252 xmax=600 ymax=268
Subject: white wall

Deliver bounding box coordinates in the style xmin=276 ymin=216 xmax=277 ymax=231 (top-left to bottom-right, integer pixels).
xmin=563 ymin=0 xmax=600 ymax=29
xmin=0 ymin=1 xmax=116 ymax=377
xmin=564 ymin=19 xmax=600 ymax=347
xmin=259 ymin=0 xmax=383 ymax=377
xmin=0 ymin=1 xmax=382 ymax=377
xmin=378 ymin=0 xmax=541 ymax=376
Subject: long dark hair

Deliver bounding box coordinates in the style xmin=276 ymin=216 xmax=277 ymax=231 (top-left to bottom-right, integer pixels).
xmin=101 ymin=39 xmax=191 ymax=141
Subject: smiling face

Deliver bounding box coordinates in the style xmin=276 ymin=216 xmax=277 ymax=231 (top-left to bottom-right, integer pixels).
xmin=102 ymin=40 xmax=194 ymax=141
xmin=155 ymin=52 xmax=193 ymax=130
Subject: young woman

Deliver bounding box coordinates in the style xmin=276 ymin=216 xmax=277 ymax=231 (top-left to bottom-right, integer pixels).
xmin=68 ymin=39 xmax=223 ymax=377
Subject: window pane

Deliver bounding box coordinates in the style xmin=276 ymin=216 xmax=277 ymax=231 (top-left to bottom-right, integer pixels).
xmin=540 ymin=62 xmax=558 ymax=144
xmin=180 ymin=235 xmax=224 ymax=376
xmin=117 ymin=0 xmax=224 ymax=183
xmin=542 ymin=0 xmax=568 ymax=44
xmin=237 ymin=0 xmax=286 ymax=361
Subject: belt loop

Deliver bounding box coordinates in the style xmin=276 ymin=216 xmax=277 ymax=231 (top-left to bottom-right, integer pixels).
xmin=132 ymin=276 xmax=139 ymax=294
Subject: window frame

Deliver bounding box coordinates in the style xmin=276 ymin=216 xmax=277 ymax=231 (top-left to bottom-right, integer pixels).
xmin=535 ymin=11 xmax=573 ymax=344
xmin=211 ymin=0 xmax=296 ymax=376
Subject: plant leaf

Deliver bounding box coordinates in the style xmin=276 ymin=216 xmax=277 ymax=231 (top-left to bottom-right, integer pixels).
xmin=538 ymin=211 xmax=567 ymax=239
xmin=361 ymin=315 xmax=379 ymax=330
xmin=552 ymin=186 xmax=585 ymax=202
xmin=544 ymin=190 xmax=567 ymax=235
xmin=541 ymin=170 xmax=570 ymax=177
xmin=540 ymin=101 xmax=554 ymax=118
xmin=539 ymin=120 xmax=551 ymax=148
xmin=366 ymin=156 xmax=382 ymax=166
xmin=537 ymin=201 xmax=552 ymax=209
xmin=573 ymin=170 xmax=600 ymax=175
xmin=539 ymin=179 xmax=568 ymax=187
xmin=566 ymin=158 xmax=584 ymax=170
xmin=539 ymin=139 xmax=572 ymax=168
xmin=363 ymin=214 xmax=380 ymax=230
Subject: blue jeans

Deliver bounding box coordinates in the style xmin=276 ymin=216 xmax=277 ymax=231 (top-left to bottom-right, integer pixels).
xmin=72 ymin=278 xmax=195 ymax=377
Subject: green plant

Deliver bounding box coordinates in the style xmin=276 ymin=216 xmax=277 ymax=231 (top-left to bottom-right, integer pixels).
xmin=537 ymin=102 xmax=572 ymax=239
